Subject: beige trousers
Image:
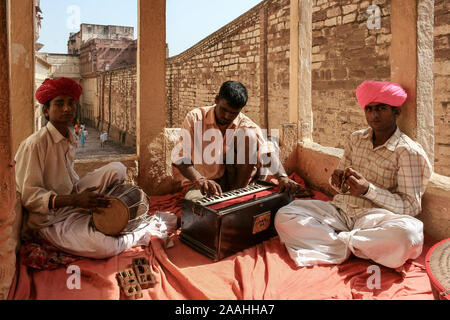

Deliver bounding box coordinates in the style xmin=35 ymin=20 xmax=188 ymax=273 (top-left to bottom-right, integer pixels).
xmin=39 ymin=162 xmax=177 ymax=259
xmin=274 ymin=200 xmax=424 ymax=269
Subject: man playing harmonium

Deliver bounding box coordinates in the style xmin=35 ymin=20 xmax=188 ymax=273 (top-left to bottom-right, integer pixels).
xmin=172 ymin=80 xmax=299 ymax=200
xmin=275 ymin=81 xmax=432 ymax=270
xmin=15 ymin=77 xmax=174 ymax=259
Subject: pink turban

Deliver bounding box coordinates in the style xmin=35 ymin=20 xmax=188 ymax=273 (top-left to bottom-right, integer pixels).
xmin=36 ymin=77 xmax=83 ymax=104
xmin=356 ymin=81 xmax=407 ymax=109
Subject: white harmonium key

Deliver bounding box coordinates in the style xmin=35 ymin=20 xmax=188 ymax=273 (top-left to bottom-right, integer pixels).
xmin=194 ymin=183 xmax=272 ymax=206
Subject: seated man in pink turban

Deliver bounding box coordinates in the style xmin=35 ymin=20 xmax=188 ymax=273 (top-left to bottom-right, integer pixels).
xmin=275 ymin=81 xmax=432 ymax=270
xmin=15 ymin=77 xmax=176 ymax=259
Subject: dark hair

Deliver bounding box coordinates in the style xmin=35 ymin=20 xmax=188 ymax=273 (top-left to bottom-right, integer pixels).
xmin=43 ymin=101 xmax=50 ymax=121
xmin=217 ymin=81 xmax=248 ymax=109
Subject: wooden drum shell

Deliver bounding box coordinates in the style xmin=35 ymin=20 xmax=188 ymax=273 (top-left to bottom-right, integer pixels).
xmin=92 ymin=184 xmax=150 ymax=236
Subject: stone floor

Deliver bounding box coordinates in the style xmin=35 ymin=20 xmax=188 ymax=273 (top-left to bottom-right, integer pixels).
xmin=73 ymin=125 xmax=136 ymax=160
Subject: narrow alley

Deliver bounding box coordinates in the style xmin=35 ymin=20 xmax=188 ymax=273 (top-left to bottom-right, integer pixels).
xmin=73 ymin=124 xmax=136 ymax=160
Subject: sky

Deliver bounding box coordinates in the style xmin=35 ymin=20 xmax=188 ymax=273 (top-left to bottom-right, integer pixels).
xmin=38 ymin=0 xmax=262 ymax=57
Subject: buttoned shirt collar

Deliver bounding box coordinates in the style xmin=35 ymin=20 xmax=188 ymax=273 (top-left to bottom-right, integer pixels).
xmin=47 ymin=122 xmax=77 ymax=146
xmin=361 ymin=126 xmax=402 ymax=152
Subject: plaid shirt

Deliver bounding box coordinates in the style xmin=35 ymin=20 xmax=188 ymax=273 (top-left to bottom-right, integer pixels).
xmin=331 ymin=127 xmax=432 ymax=217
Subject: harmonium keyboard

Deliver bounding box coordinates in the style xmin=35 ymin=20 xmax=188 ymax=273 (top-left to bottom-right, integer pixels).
xmin=179 ymin=181 xmax=294 ymax=261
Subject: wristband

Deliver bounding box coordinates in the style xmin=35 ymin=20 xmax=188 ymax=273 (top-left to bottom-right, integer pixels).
xmin=52 ymin=195 xmax=57 ymax=210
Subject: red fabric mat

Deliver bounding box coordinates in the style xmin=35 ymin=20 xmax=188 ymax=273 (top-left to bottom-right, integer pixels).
xmin=8 ymin=174 xmax=436 ymax=300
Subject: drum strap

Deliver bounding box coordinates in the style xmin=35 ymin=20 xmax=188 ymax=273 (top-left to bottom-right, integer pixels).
xmin=126 ymin=214 xmax=159 ymax=234
xmin=106 ymin=184 xmax=153 ymax=235
xmin=107 ymin=185 xmax=140 ymax=198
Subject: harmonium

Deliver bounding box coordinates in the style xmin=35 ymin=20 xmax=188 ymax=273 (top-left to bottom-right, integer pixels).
xmin=179 ymin=181 xmax=294 ymax=261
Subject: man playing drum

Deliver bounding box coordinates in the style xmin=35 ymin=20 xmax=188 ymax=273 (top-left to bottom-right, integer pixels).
xmin=15 ymin=77 xmax=174 ymax=259
xmin=275 ymin=81 xmax=432 ymax=269
xmin=172 ymin=80 xmax=299 ymax=200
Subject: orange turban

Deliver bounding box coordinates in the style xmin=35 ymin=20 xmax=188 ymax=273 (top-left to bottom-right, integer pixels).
xmin=356 ymin=81 xmax=407 ymax=109
xmin=35 ymin=77 xmax=83 ymax=104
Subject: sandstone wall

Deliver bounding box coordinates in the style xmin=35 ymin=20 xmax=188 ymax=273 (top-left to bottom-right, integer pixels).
xmin=165 ymin=0 xmax=291 ymax=131
xmin=266 ymin=1 xmax=291 ymax=130
xmin=79 ymin=76 xmax=98 ymax=127
xmin=0 ymin=0 xmax=16 ymax=299
xmin=84 ymin=65 xmax=137 ymax=147
xmin=311 ymin=0 xmax=391 ymax=149
xmin=165 ymin=0 xmax=449 ymax=176
xmin=433 ymin=0 xmax=450 ymax=176
xmin=311 ymin=0 xmax=449 ymax=175
xmin=79 ymin=38 xmax=137 ymax=77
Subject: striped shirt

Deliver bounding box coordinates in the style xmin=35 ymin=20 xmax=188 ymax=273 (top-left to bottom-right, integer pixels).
xmin=331 ymin=127 xmax=432 ymax=217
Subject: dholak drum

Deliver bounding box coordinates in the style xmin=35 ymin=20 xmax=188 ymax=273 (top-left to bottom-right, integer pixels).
xmin=425 ymin=238 xmax=450 ymax=300
xmin=92 ymin=184 xmax=151 ymax=236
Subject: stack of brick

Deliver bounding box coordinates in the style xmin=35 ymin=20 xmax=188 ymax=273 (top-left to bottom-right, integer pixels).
xmin=116 ymin=257 xmax=156 ymax=300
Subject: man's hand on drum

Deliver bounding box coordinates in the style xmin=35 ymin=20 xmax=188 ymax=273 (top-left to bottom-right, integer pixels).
xmin=73 ymin=187 xmax=111 ymax=209
xmin=196 ymin=177 xmax=222 ymax=196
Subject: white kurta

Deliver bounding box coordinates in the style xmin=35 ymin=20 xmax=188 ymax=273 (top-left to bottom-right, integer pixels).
xmin=275 ymin=127 xmax=432 ymax=269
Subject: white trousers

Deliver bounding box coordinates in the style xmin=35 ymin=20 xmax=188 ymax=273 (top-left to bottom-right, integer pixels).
xmin=39 ymin=162 xmax=177 ymax=259
xmin=274 ymin=200 xmax=424 ymax=269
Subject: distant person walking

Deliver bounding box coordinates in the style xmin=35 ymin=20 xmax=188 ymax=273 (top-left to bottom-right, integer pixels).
xmin=80 ymin=129 xmax=86 ymax=147
xmin=100 ymin=131 xmax=108 ymax=148
xmin=80 ymin=124 xmax=86 ymax=138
